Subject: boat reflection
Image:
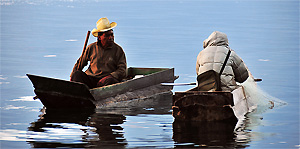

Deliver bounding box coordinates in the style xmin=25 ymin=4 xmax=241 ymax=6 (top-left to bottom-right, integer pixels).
xmin=173 ymin=120 xmax=240 ymax=148
xmin=27 ymin=91 xmax=257 ymax=148
xmin=172 ymin=113 xmax=264 ymax=148
xmin=27 ymin=91 xmax=173 ymax=148
xmin=27 ymin=108 xmax=127 ymax=148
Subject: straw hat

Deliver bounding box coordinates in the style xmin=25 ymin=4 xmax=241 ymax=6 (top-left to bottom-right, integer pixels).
xmin=91 ymin=17 xmax=117 ymax=37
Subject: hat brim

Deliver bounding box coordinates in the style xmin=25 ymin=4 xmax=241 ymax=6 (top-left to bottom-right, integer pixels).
xmin=91 ymin=22 xmax=117 ymax=37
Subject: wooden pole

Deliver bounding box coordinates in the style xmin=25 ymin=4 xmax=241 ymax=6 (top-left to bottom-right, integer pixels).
xmin=161 ymin=82 xmax=197 ymax=86
xmin=83 ymin=31 xmax=91 ymax=54
xmin=254 ymin=78 xmax=262 ymax=82
xmin=77 ymin=31 xmax=91 ymax=70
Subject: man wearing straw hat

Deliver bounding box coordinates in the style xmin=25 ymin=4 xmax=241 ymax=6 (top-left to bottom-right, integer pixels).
xmin=70 ymin=17 xmax=127 ymax=89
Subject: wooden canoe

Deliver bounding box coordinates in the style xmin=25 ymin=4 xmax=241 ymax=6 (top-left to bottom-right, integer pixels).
xmin=172 ymin=87 xmax=238 ymax=122
xmin=27 ymin=67 xmax=176 ymax=109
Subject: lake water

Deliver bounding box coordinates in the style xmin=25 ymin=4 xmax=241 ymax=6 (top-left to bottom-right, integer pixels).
xmin=1 ymin=0 xmax=299 ymax=148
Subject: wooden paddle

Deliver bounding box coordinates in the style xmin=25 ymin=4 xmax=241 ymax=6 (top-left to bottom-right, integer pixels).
xmin=254 ymin=78 xmax=262 ymax=82
xmin=161 ymin=82 xmax=196 ymax=86
xmin=161 ymin=78 xmax=262 ymax=86
xmin=77 ymin=31 xmax=91 ymax=70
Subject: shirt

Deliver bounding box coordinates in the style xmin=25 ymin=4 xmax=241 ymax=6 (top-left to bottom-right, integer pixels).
xmin=71 ymin=42 xmax=127 ymax=81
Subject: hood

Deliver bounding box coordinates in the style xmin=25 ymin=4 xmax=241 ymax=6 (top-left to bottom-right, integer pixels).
xmin=203 ymin=31 xmax=229 ymax=48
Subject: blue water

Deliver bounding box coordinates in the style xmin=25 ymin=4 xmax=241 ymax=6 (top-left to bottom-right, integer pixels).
xmin=1 ymin=0 xmax=299 ymax=148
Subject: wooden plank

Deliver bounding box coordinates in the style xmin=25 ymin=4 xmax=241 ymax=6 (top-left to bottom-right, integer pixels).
xmin=127 ymin=67 xmax=168 ymax=75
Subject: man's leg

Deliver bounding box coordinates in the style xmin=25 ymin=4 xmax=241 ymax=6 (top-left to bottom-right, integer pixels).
xmin=70 ymin=70 xmax=99 ymax=88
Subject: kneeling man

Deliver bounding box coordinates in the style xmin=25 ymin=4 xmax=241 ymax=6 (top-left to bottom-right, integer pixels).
xmin=70 ymin=17 xmax=127 ymax=88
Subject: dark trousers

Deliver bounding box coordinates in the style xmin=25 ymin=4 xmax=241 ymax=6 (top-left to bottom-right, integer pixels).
xmin=70 ymin=70 xmax=119 ymax=89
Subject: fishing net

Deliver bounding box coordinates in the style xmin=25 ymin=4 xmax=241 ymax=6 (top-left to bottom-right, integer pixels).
xmin=239 ymin=75 xmax=287 ymax=114
xmin=233 ymin=73 xmax=288 ymax=134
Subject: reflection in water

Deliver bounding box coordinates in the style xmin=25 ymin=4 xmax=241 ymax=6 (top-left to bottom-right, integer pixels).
xmin=171 ymin=107 xmax=276 ymax=148
xmin=25 ymin=90 xmax=277 ymax=148
xmin=87 ymin=113 xmax=127 ymax=147
xmin=26 ymin=92 xmax=173 ymax=148
xmin=234 ymin=108 xmax=276 ymax=145
xmin=173 ymin=120 xmax=249 ymax=148
xmin=27 ymin=108 xmax=126 ymax=148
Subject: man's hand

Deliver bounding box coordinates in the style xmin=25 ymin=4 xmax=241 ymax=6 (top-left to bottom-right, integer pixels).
xmin=97 ymin=75 xmax=118 ymax=87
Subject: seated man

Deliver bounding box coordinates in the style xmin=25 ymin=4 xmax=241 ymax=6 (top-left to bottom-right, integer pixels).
xmin=70 ymin=17 xmax=127 ymax=88
xmin=196 ymin=31 xmax=249 ymax=91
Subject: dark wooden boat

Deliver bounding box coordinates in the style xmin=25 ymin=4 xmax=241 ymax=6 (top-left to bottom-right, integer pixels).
xmin=27 ymin=67 xmax=176 ymax=109
xmin=172 ymin=87 xmax=237 ymax=122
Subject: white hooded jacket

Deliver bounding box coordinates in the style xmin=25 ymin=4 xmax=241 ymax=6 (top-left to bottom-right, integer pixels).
xmin=196 ymin=31 xmax=249 ymax=91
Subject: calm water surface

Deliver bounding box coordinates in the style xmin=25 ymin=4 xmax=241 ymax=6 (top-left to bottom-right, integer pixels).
xmin=1 ymin=0 xmax=299 ymax=148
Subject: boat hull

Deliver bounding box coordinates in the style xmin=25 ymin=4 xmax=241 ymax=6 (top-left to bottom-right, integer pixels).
xmin=27 ymin=67 xmax=175 ymax=109
xmin=91 ymin=67 xmax=175 ymax=101
xmin=172 ymin=88 xmax=237 ymax=122
xmin=27 ymin=74 xmax=96 ymax=109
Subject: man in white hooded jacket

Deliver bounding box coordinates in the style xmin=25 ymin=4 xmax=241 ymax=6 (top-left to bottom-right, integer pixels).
xmin=196 ymin=31 xmax=249 ymax=91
